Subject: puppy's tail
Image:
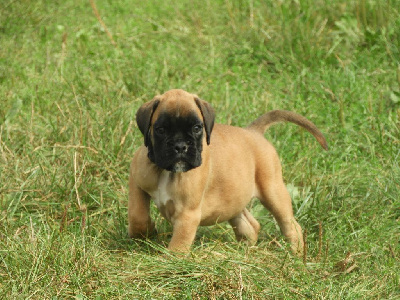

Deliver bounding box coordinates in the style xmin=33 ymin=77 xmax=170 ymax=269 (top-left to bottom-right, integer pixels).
xmin=247 ymin=110 xmax=328 ymax=150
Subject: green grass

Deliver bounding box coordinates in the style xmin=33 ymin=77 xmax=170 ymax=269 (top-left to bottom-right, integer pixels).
xmin=1 ymin=0 xmax=399 ymax=298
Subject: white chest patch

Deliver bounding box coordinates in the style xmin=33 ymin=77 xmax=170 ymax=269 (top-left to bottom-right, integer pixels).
xmin=151 ymin=170 xmax=171 ymax=209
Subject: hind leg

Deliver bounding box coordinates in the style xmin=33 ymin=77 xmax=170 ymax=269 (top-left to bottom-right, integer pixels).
xmin=229 ymin=208 xmax=261 ymax=245
xmin=258 ymin=180 xmax=304 ymax=255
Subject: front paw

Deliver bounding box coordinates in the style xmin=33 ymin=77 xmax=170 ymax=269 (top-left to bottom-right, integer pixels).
xmin=128 ymin=221 xmax=157 ymax=238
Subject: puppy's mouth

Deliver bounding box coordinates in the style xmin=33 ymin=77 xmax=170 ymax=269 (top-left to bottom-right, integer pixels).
xmin=170 ymin=160 xmax=189 ymax=173
xmin=164 ymin=154 xmax=199 ymax=173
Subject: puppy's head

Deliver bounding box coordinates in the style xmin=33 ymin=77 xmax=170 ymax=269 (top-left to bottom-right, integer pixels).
xmin=136 ymin=89 xmax=215 ymax=173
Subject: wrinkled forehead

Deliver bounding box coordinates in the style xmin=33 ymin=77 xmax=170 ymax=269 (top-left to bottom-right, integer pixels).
xmin=151 ymin=90 xmax=203 ymax=123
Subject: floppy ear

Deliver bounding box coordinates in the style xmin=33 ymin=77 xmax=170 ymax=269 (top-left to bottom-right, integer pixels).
xmin=136 ymin=99 xmax=160 ymax=147
xmin=194 ymin=98 xmax=215 ymax=145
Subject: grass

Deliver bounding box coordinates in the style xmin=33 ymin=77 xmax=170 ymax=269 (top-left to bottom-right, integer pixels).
xmin=1 ymin=0 xmax=399 ymax=298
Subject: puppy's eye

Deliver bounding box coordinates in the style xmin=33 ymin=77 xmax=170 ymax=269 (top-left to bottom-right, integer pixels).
xmin=193 ymin=125 xmax=202 ymax=134
xmin=155 ymin=127 xmax=165 ymax=135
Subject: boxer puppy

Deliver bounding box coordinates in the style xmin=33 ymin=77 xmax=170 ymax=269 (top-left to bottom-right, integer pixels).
xmin=128 ymin=89 xmax=328 ymax=254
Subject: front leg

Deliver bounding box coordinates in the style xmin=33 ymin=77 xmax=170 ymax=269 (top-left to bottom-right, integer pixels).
xmin=168 ymin=209 xmax=201 ymax=252
xmin=128 ymin=178 xmax=155 ymax=238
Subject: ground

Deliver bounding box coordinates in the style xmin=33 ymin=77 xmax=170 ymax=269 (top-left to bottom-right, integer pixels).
xmin=0 ymin=0 xmax=399 ymax=298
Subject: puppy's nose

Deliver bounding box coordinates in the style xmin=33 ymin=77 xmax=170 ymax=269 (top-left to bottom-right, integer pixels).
xmin=174 ymin=141 xmax=188 ymax=154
